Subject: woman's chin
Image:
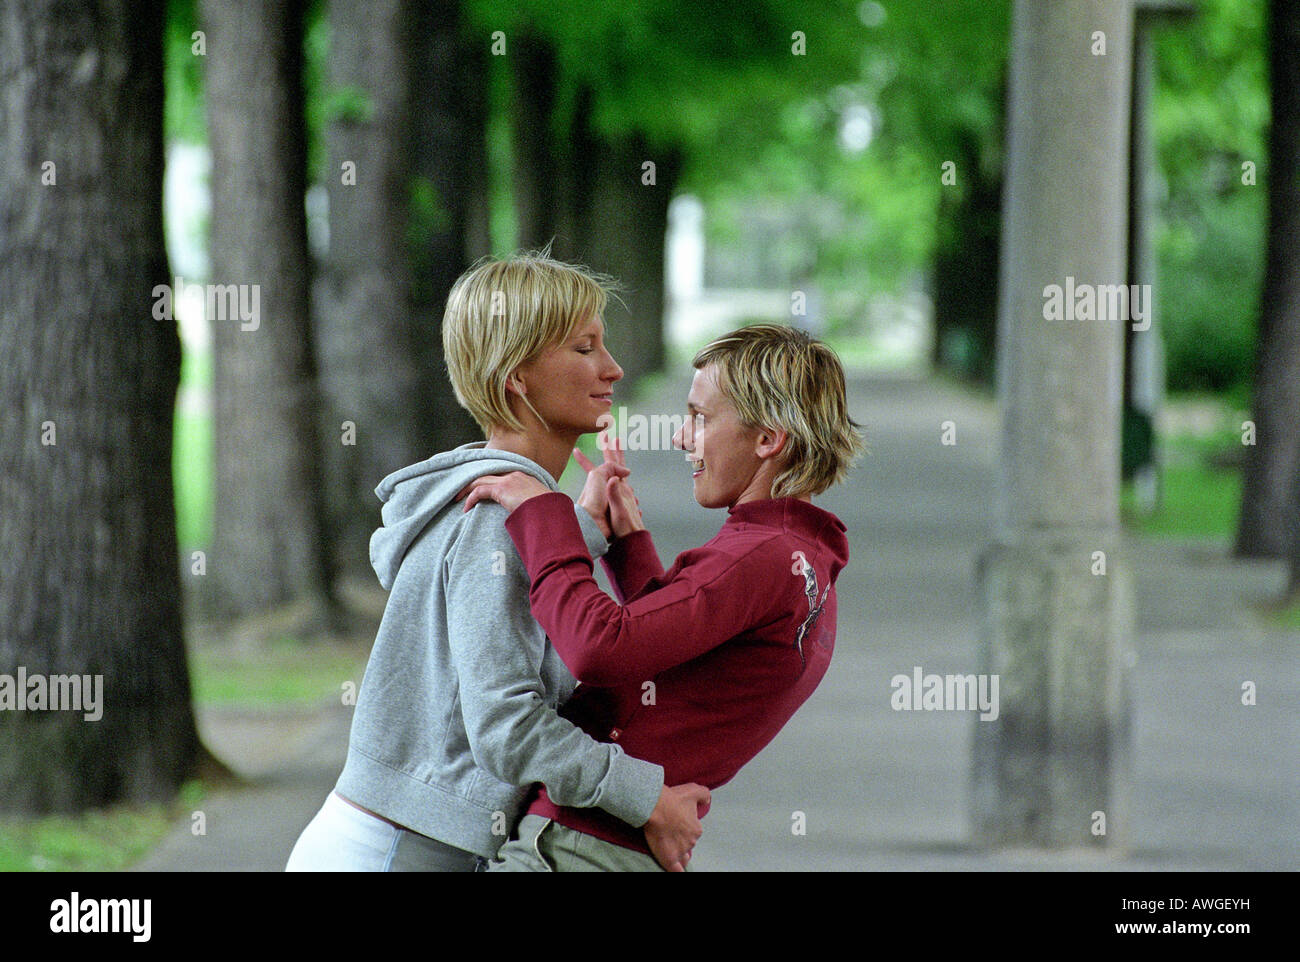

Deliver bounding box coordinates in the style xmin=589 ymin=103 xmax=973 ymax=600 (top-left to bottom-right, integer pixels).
xmin=551 ymin=418 xmax=603 ymax=438
xmin=692 ymin=483 xmax=720 ymax=509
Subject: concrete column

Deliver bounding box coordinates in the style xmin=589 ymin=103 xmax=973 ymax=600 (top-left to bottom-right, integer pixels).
xmin=972 ymin=0 xmax=1137 ymax=849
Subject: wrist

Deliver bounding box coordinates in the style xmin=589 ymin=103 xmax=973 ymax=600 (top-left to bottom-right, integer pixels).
xmin=646 ymin=785 xmax=670 ymax=825
xmin=520 ymin=490 xmax=548 ymax=510
xmin=578 ymin=502 xmax=612 ymax=535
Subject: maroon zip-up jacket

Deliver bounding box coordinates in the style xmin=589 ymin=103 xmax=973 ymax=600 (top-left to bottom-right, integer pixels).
xmin=503 ymin=491 xmax=850 ymax=856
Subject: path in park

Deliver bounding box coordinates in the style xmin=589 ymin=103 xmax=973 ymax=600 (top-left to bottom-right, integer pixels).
xmin=135 ymin=370 xmax=1299 ymax=872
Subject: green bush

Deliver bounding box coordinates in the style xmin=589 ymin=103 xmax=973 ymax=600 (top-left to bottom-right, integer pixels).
xmin=1158 ymin=190 xmax=1262 ymax=394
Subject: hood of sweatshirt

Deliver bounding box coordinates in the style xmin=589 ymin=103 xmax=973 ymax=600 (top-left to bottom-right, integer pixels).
xmin=369 ymin=442 xmax=560 ymax=590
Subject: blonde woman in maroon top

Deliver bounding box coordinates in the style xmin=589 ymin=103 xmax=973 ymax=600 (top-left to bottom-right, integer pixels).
xmin=464 ymin=324 xmax=865 ymax=871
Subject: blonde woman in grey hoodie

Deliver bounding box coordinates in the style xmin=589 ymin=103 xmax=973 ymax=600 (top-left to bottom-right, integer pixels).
xmin=285 ymin=251 xmax=709 ymax=872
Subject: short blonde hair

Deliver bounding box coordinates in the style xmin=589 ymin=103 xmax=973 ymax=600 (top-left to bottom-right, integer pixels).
xmin=442 ymin=246 xmax=617 ymax=435
xmin=693 ymin=324 xmax=865 ymax=498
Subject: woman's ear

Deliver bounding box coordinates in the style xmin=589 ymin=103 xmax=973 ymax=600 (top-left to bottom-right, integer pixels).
xmin=505 ymin=370 xmax=526 ymax=397
xmin=754 ymin=427 xmax=788 ymax=461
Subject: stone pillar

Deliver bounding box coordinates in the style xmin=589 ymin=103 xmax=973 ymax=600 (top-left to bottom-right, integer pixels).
xmin=972 ymin=0 xmax=1137 ymax=849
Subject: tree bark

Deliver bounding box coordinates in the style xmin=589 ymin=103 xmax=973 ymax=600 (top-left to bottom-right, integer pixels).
xmin=510 ymin=33 xmax=562 ymax=252
xmin=201 ymin=0 xmax=337 ymax=620
xmin=314 ymin=0 xmax=439 ymax=574
xmin=408 ymin=0 xmax=485 ymax=447
xmin=931 ymin=128 xmax=1003 ymax=385
xmin=0 ymin=0 xmax=200 ymax=812
xmin=1239 ymin=0 xmax=1300 ymax=561
xmin=553 ymin=82 xmax=600 ymax=264
xmin=462 ymin=27 xmax=493 ymax=263
xmin=509 ymin=67 xmax=675 ymax=383
xmin=579 ymin=132 xmax=679 ymax=387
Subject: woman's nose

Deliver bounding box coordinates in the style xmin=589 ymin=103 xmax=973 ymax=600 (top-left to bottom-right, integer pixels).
xmin=673 ymin=421 xmax=695 ymax=454
xmin=602 ymin=349 xmax=623 ymax=383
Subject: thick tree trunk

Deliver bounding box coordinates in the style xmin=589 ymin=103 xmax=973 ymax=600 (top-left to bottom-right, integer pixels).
xmin=201 ymin=0 xmax=337 ymax=620
xmin=510 ymin=33 xmax=562 ymax=252
xmin=510 ymin=68 xmax=673 ymax=382
xmin=931 ymin=129 xmax=1002 ymax=385
xmin=581 ymin=133 xmax=679 ymax=386
xmin=553 ymin=82 xmax=600 ymax=265
xmin=462 ymin=32 xmax=493 ymax=262
xmin=0 ymin=0 xmax=200 ymax=812
xmin=409 ymin=0 xmax=484 ymax=447
xmin=1239 ymin=0 xmax=1300 ymax=561
xmin=315 ymin=0 xmax=439 ymax=574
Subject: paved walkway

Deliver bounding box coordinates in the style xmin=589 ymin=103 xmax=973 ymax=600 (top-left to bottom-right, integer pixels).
xmin=134 ymin=370 xmax=1300 ymax=871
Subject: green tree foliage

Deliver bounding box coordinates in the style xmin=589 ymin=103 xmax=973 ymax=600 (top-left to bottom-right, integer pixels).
xmin=695 ymin=1 xmax=1008 ymax=334
xmin=161 ymin=0 xmax=1267 ymax=394
xmin=467 ymin=0 xmax=862 ymax=152
xmin=165 ymin=0 xmax=204 ymax=143
xmin=1153 ymin=0 xmax=1267 ymax=396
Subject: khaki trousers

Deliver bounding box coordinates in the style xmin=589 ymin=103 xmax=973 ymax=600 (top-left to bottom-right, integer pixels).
xmin=488 ymin=814 xmax=693 ymax=872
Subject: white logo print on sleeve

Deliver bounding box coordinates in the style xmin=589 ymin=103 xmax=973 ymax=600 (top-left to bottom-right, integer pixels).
xmin=794 ymin=561 xmax=830 ymax=669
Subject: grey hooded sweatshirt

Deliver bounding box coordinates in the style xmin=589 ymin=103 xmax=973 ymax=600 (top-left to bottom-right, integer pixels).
xmin=333 ymin=442 xmax=664 ymax=858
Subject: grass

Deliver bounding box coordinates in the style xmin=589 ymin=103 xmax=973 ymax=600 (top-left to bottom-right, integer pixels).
xmin=0 ymin=781 xmax=207 ymax=872
xmin=188 ymin=634 xmax=371 ymax=709
xmin=1276 ymin=602 xmax=1300 ymax=630
xmin=822 ymin=333 xmax=925 ymax=371
xmin=1120 ymin=396 xmax=1246 ymax=541
xmin=174 ymin=345 xmax=213 ymax=551
xmin=1121 ymin=462 xmax=1243 ymax=539
xmin=174 ymin=408 xmax=212 ymax=550
xmin=0 ymin=635 xmax=371 ymax=872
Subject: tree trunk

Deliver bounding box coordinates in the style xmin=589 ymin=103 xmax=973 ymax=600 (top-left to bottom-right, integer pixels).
xmin=931 ymin=128 xmax=1003 ymax=385
xmin=510 ymin=33 xmax=562 ymax=252
xmin=553 ymin=82 xmax=601 ymax=265
xmin=510 ymin=69 xmax=674 ymax=383
xmin=1239 ymin=0 xmax=1300 ymax=561
xmin=581 ymin=132 xmax=679 ymax=386
xmin=409 ymin=0 xmax=484 ymax=448
xmin=462 ymin=31 xmax=493 ymax=262
xmin=314 ymin=0 xmax=439 ymax=574
xmin=201 ymin=0 xmax=337 ymax=620
xmin=0 ymin=0 xmax=200 ymax=813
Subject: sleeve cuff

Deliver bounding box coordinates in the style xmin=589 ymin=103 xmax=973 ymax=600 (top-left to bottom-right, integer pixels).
xmin=600 ymin=750 xmax=664 ymax=828
xmin=604 ymin=528 xmax=654 ymax=570
xmin=574 ymin=501 xmax=612 ymax=559
xmin=507 ymin=492 xmax=591 ymax=574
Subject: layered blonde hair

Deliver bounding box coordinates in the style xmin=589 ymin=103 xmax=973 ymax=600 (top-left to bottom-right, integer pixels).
xmin=442 ymin=246 xmax=617 ymax=436
xmin=693 ymin=324 xmax=866 ymax=498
